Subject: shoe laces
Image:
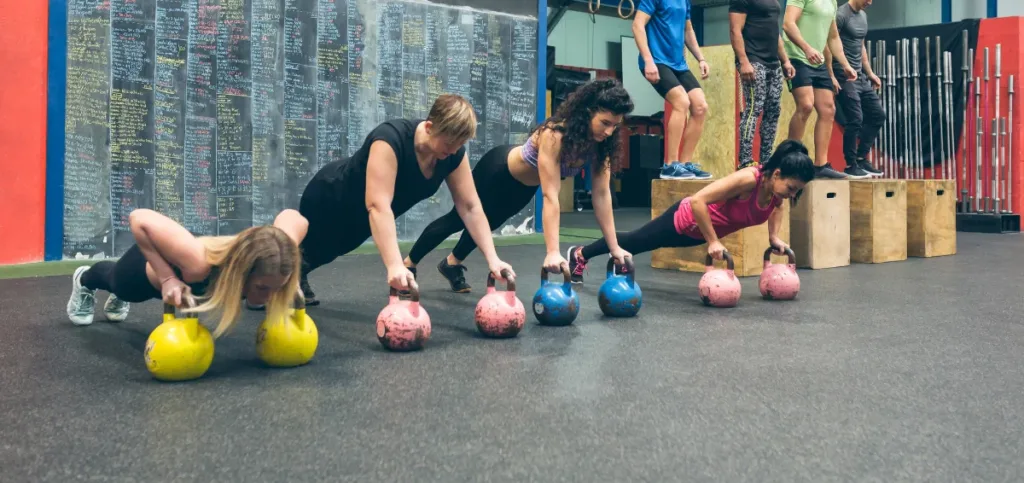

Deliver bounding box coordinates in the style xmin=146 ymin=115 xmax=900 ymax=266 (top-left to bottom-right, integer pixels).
xmin=572 ymin=249 xmax=588 ymax=276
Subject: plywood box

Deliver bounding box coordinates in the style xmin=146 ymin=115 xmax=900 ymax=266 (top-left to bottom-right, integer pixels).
xmin=559 ymin=177 xmax=574 ymax=213
xmin=789 ymin=180 xmax=851 ymax=269
xmin=649 ymin=178 xmax=791 ymax=277
xmin=850 ymin=179 xmax=907 ymax=264
xmin=906 ymin=179 xmax=956 ymax=257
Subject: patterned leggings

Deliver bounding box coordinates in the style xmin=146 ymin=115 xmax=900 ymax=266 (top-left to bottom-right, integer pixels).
xmin=738 ymin=62 xmax=784 ymax=167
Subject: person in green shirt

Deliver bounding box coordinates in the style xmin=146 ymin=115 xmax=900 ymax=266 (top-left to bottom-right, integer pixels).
xmin=782 ymin=0 xmax=857 ymax=179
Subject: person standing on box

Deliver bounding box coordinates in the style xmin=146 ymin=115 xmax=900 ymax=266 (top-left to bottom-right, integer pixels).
xmin=729 ymin=0 xmax=796 ymax=170
xmin=632 ymin=0 xmax=714 ymax=181
xmin=782 ymin=0 xmax=858 ymax=179
xmin=827 ymin=0 xmax=885 ymax=178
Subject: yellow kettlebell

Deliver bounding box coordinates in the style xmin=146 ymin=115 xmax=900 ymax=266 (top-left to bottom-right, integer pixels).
xmin=256 ymin=293 xmax=319 ymax=367
xmin=144 ymin=303 xmax=215 ymax=382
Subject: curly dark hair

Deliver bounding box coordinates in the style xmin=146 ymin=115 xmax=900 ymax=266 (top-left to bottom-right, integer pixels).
xmin=530 ymin=78 xmax=634 ymax=173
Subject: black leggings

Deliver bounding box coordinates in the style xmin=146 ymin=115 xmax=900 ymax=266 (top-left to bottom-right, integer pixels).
xmin=407 ymin=144 xmax=538 ymax=264
xmin=80 ymin=244 xmax=163 ymax=303
xmin=580 ymin=200 xmax=704 ymax=260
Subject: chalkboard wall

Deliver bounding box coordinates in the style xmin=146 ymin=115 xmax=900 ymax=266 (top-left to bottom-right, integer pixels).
xmin=63 ymin=0 xmax=539 ymax=258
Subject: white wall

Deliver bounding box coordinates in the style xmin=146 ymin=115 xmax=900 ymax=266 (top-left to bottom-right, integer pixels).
xmin=547 ymin=10 xmax=634 ymax=70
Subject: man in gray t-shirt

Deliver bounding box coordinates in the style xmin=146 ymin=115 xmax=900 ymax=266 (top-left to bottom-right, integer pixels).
xmin=827 ymin=0 xmax=885 ymax=178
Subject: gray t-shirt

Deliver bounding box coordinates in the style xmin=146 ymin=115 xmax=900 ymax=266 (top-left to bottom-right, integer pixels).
xmin=833 ymin=3 xmax=868 ymax=76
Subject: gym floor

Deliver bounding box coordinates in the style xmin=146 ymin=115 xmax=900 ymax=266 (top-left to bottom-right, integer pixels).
xmin=2 ymin=208 xmax=1023 ymax=482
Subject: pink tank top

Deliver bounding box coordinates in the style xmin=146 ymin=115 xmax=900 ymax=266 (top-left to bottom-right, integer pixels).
xmin=673 ymin=169 xmax=782 ymax=240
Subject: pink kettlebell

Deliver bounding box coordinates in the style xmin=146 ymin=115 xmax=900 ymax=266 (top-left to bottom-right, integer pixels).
xmin=474 ymin=269 xmax=526 ymax=338
xmin=699 ymin=251 xmax=742 ymax=308
xmin=759 ymin=246 xmax=800 ymax=300
xmin=377 ymin=284 xmax=432 ymax=352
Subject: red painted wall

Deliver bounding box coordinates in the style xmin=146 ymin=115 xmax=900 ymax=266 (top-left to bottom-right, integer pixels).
xmin=0 ymin=3 xmax=49 ymax=265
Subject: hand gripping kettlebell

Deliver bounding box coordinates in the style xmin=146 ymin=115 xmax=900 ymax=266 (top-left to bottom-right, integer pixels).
xmin=598 ymin=257 xmax=643 ymax=318
xmin=376 ymin=283 xmax=432 ymax=352
xmin=759 ymin=246 xmax=800 ymax=301
xmin=698 ymin=252 xmax=742 ymax=308
xmin=475 ymin=269 xmax=526 ymax=338
xmin=145 ymin=303 xmax=215 ymax=382
xmin=532 ymin=265 xmax=580 ymax=326
xmin=256 ymin=292 xmax=319 ymax=367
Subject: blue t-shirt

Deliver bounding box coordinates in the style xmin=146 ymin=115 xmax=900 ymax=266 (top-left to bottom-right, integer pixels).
xmin=636 ymin=0 xmax=691 ymax=72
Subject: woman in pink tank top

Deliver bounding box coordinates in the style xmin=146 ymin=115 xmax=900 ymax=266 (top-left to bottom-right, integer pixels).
xmin=566 ymin=140 xmax=815 ymax=283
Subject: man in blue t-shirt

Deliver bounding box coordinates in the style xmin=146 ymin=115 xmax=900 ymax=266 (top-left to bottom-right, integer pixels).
xmin=633 ymin=0 xmax=713 ymax=180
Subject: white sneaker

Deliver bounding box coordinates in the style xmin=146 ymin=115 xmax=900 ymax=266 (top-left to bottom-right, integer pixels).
xmin=67 ymin=266 xmax=96 ymax=326
xmin=103 ymin=294 xmax=130 ymax=322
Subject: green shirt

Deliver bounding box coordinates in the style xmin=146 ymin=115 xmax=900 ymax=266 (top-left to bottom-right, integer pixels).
xmin=783 ymin=0 xmax=837 ymax=66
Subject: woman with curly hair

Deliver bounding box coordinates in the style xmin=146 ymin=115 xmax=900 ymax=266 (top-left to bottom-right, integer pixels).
xmin=402 ymin=78 xmax=635 ymax=292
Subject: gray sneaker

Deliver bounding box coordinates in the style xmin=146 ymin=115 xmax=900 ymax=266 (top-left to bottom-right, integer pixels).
xmin=103 ymin=294 xmax=130 ymax=322
xmin=67 ymin=266 xmax=96 ymax=326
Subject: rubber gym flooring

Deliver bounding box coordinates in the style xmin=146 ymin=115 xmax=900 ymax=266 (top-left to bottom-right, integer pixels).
xmin=2 ymin=208 xmax=1023 ymax=482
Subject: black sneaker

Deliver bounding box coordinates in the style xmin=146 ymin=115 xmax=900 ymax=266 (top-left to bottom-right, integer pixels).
xmin=843 ymin=162 xmax=871 ymax=179
xmin=566 ymin=246 xmax=588 ymax=284
xmin=857 ymin=157 xmax=883 ymax=177
xmin=300 ymin=277 xmax=319 ymax=306
xmin=815 ymin=163 xmax=850 ymax=179
xmin=437 ymin=258 xmax=471 ymax=293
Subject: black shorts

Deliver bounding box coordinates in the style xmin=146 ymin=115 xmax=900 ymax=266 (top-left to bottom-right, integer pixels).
xmin=787 ymin=59 xmax=833 ymax=91
xmin=650 ymin=64 xmax=702 ymax=97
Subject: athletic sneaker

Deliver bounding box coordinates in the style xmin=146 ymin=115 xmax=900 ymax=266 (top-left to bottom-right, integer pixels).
xmin=103 ymin=295 xmax=130 ymax=322
xmin=437 ymin=258 xmax=471 ymax=293
xmin=67 ymin=266 xmax=96 ymax=326
xmin=680 ymin=162 xmax=713 ymax=179
xmin=857 ymin=157 xmax=884 ymax=177
xmin=843 ymin=162 xmax=871 ymax=179
xmin=566 ymin=246 xmax=588 ymax=284
xmin=815 ymin=164 xmax=850 ymax=179
xmin=659 ymin=162 xmax=695 ymax=180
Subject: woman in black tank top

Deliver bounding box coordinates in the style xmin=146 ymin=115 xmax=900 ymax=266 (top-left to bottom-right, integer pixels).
xmin=66 ymin=208 xmax=309 ymax=339
xmin=295 ymin=94 xmax=515 ymax=306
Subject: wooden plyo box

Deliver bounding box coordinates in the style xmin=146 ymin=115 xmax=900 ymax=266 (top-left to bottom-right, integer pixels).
xmin=649 ymin=178 xmax=791 ymax=277
xmin=559 ymin=177 xmax=574 ymax=213
xmin=789 ymin=180 xmax=851 ymax=269
xmin=906 ymin=179 xmax=956 ymax=257
xmin=850 ymin=179 xmax=907 ymax=264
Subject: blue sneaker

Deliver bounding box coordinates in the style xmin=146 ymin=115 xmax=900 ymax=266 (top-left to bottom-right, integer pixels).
xmin=659 ymin=162 xmax=694 ymax=180
xmin=680 ymin=162 xmax=713 ymax=179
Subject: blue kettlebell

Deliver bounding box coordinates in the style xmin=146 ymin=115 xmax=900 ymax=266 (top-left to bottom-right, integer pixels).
xmin=598 ymin=257 xmax=642 ymax=317
xmin=532 ymin=265 xmax=580 ymax=326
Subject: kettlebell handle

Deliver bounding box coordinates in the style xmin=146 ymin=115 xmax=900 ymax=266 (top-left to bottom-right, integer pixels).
xmin=704 ymin=251 xmax=735 ymax=271
xmin=540 ymin=264 xmax=572 ymax=285
xmin=762 ymin=246 xmax=796 ymax=265
xmin=163 ymin=299 xmax=197 ymax=318
xmin=605 ymin=257 xmax=636 ymax=284
xmin=487 ymin=268 xmax=516 ymax=293
xmin=389 ymin=283 xmax=420 ymax=303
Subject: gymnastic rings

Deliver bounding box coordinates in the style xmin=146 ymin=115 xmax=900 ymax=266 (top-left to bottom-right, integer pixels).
xmin=618 ymin=0 xmax=635 ymax=18
xmin=589 ymin=0 xmax=634 ymax=18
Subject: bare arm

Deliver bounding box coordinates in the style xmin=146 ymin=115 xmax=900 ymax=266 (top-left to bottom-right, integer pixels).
xmin=827 ymin=20 xmax=851 ymax=69
xmin=782 ymin=6 xmax=812 ymax=54
xmin=632 ymin=12 xmax=656 ymax=67
xmin=446 ymin=153 xmax=502 ymax=267
xmin=768 ymin=205 xmax=783 ymax=241
xmin=129 ymin=209 xmax=208 ymax=284
xmin=589 ymin=162 xmax=621 ymax=255
xmin=537 ymin=130 xmax=565 ymax=258
xmin=689 ymin=170 xmax=759 ymax=245
xmin=862 ymin=40 xmax=874 ymax=77
xmin=364 ymin=140 xmax=404 ymax=271
xmin=273 ymin=209 xmax=308 ymax=246
xmin=728 ymin=12 xmax=749 ymax=65
xmin=778 ymin=36 xmax=790 ymax=65
xmin=684 ymin=20 xmax=704 ymax=63
xmin=825 ymin=46 xmax=835 ymax=76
